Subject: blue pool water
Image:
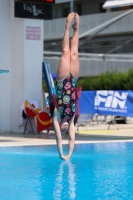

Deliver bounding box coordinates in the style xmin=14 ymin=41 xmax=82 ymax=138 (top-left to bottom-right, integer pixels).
xmin=0 ymin=142 xmax=133 ymax=200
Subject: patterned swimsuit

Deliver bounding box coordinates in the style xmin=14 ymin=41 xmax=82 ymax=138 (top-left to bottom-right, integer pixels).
xmin=55 ymin=74 xmax=77 ymax=122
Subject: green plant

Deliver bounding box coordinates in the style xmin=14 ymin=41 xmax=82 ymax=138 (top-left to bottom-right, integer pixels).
xmin=76 ymin=68 xmax=133 ymax=90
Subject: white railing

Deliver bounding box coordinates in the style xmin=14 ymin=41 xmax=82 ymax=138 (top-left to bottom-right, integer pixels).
xmin=43 ymin=51 xmax=133 ymax=62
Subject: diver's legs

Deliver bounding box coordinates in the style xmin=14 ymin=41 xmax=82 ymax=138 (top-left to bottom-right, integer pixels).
xmin=70 ymin=13 xmax=80 ymax=80
xmin=57 ymin=13 xmax=75 ymax=81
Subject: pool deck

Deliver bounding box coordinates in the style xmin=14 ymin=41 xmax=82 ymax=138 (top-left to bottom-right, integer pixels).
xmin=0 ymin=121 xmax=133 ymax=147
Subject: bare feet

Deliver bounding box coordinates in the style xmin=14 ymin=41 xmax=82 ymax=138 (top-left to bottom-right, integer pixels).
xmin=66 ymin=12 xmax=75 ymax=28
xmin=74 ymin=13 xmax=80 ymax=30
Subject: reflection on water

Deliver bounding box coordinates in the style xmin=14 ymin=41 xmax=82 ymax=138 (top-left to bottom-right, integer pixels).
xmin=1 ymin=143 xmax=133 ymax=199
xmin=94 ymin=142 xmax=127 ymax=152
xmin=86 ymin=142 xmax=130 ymax=199
xmin=53 ymin=161 xmax=76 ymax=200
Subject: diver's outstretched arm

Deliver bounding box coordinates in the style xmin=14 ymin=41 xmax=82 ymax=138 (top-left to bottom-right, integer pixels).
xmin=63 ymin=122 xmax=75 ymax=160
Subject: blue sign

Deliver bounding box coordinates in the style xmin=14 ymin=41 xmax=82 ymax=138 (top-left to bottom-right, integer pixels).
xmin=79 ymin=90 xmax=133 ymax=117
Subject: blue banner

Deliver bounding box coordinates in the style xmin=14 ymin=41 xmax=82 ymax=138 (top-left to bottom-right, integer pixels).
xmin=79 ymin=90 xmax=133 ymax=117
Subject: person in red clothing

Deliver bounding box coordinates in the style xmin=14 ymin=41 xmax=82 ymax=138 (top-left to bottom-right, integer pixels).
xmin=74 ymin=86 xmax=82 ymax=125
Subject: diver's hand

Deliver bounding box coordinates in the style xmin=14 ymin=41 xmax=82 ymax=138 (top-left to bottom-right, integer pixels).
xmin=60 ymin=154 xmax=71 ymax=161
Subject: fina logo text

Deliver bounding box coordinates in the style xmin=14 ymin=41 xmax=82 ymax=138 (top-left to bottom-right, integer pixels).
xmin=94 ymin=91 xmax=128 ymax=113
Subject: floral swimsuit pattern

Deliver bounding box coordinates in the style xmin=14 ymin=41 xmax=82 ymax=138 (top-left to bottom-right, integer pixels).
xmin=55 ymin=74 xmax=76 ymax=122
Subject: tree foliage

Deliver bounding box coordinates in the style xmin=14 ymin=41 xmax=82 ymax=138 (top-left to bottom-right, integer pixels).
xmin=43 ymin=69 xmax=133 ymax=92
xmin=76 ymin=68 xmax=133 ymax=90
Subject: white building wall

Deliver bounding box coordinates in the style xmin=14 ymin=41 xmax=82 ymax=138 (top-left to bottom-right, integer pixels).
xmin=0 ymin=0 xmax=43 ymax=133
xmin=0 ymin=0 xmax=11 ymax=132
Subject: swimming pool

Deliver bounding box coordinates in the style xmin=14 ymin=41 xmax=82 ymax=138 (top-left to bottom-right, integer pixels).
xmin=0 ymin=142 xmax=133 ymax=200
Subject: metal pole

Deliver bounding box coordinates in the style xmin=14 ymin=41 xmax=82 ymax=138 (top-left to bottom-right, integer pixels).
xmin=70 ymin=0 xmax=74 ymax=12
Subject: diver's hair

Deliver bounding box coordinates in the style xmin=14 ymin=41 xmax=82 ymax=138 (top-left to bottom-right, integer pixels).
xmin=49 ymin=94 xmax=57 ymax=118
xmin=49 ymin=101 xmax=55 ymax=118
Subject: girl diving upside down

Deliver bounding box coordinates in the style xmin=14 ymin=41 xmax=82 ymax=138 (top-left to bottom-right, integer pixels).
xmin=51 ymin=12 xmax=80 ymax=160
